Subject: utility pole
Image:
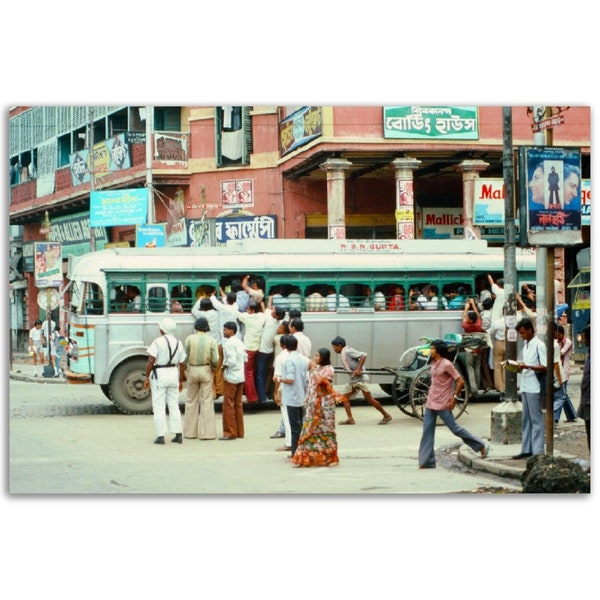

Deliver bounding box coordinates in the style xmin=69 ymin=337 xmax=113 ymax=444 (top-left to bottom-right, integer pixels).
xmin=542 ymin=107 xmax=556 ymax=455
xmin=145 ymin=106 xmax=154 ymax=224
xmin=502 ymin=106 xmax=518 ymax=399
xmin=490 ymin=107 xmax=521 ymax=445
xmin=88 ymin=107 xmax=96 ymax=251
xmin=531 ymin=106 xmax=556 ymax=455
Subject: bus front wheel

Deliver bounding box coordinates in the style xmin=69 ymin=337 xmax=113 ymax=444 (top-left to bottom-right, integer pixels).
xmin=109 ymin=358 xmax=153 ymax=415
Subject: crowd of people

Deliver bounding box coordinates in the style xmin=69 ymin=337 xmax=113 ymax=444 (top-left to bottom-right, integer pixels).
xmin=95 ymin=271 xmax=591 ymax=469
xmin=141 ymin=275 xmax=404 ymax=468
xmin=139 ymin=270 xmax=590 ymax=468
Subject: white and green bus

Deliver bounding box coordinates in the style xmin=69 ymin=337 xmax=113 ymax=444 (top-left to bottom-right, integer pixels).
xmin=63 ymin=238 xmax=537 ymax=414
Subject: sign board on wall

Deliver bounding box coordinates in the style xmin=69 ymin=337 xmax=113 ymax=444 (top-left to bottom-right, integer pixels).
xmin=581 ymin=179 xmax=591 ymax=226
xmin=474 ymin=179 xmax=505 ymax=226
xmin=90 ymin=188 xmax=149 ymax=227
xmin=49 ymin=213 xmax=108 ymax=256
xmin=215 ymin=215 xmax=277 ymax=244
xmin=383 ymin=106 xmax=479 ymax=139
xmin=136 ymin=224 xmax=166 ymax=247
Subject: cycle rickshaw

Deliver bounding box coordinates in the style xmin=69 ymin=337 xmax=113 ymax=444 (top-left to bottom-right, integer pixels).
xmin=377 ymin=332 xmax=490 ymax=421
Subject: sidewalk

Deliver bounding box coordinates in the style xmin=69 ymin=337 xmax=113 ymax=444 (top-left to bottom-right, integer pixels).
xmin=10 ymin=354 xmax=66 ymax=384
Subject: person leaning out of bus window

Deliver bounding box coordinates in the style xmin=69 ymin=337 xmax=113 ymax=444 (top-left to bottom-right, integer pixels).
xmin=126 ymin=285 xmax=142 ymax=311
xmin=242 ymin=275 xmax=265 ymax=307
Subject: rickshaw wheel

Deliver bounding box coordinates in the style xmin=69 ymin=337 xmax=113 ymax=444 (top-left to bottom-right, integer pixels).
xmin=409 ymin=365 xmax=470 ymax=422
xmin=391 ymin=372 xmax=418 ymax=416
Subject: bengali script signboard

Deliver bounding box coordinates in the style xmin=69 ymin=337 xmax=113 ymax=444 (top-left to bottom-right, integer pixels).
xmin=383 ymin=106 xmax=478 ymax=139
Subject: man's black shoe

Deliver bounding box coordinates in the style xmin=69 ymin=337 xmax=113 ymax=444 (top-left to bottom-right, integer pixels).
xmin=219 ymin=436 xmax=236 ymax=441
xmin=511 ymin=452 xmax=533 ymax=460
xmin=154 ymin=436 xmax=165 ymax=445
xmin=172 ymin=433 xmax=183 ymax=444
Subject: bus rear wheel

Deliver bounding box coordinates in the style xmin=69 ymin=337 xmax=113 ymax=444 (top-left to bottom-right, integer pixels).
xmin=109 ymin=357 xmax=152 ymax=415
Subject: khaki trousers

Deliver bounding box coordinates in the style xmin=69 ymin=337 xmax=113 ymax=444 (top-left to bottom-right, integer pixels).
xmin=492 ymin=338 xmax=506 ymax=392
xmin=184 ymin=365 xmax=217 ymax=439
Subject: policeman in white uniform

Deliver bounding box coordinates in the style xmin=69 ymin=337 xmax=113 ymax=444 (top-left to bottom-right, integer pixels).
xmin=144 ymin=318 xmax=187 ymax=444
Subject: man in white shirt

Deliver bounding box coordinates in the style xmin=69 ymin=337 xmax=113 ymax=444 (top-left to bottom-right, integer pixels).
xmin=237 ymin=300 xmax=266 ymax=404
xmin=143 ymin=318 xmax=186 ymax=445
xmin=255 ymin=305 xmax=285 ymax=402
xmin=512 ymin=318 xmax=546 ymax=459
xmin=29 ymin=319 xmax=45 ymax=376
xmin=487 ymin=274 xmax=505 ymax=322
xmin=289 ymin=317 xmax=312 ymax=358
xmin=220 ymin=321 xmax=247 ymax=440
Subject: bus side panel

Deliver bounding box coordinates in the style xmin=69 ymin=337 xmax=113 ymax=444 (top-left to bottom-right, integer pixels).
xmin=302 ymin=310 xmax=463 ymax=385
xmin=68 ymin=321 xmax=96 ymax=376
xmin=92 ymin=315 xmax=197 ymax=385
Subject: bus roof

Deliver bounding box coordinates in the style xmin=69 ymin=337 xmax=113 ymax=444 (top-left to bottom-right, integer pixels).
xmin=67 ymin=239 xmax=537 ymax=279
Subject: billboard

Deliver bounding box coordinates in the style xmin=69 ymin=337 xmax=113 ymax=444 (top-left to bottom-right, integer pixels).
xmin=34 ymin=242 xmax=63 ymax=288
xmin=519 ymin=147 xmax=582 ymax=246
xmin=90 ymin=188 xmax=149 ymax=227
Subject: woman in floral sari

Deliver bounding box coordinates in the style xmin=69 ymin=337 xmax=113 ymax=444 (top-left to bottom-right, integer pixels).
xmin=292 ymin=348 xmax=340 ymax=467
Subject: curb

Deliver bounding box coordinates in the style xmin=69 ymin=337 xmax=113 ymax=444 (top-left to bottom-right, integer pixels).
xmin=458 ymin=444 xmax=581 ymax=481
xmin=458 ymin=446 xmax=525 ymax=479
xmin=10 ymin=372 xmax=67 ymax=384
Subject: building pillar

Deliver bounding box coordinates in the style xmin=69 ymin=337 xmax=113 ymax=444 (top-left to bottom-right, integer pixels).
xmin=320 ymin=158 xmax=352 ymax=239
xmin=456 ymin=159 xmax=489 ymax=239
xmin=391 ymin=157 xmax=421 ymax=240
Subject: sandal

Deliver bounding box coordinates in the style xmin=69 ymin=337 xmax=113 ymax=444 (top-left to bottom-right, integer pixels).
xmin=378 ymin=416 xmax=392 ymax=425
xmin=339 ymin=419 xmax=356 ymax=425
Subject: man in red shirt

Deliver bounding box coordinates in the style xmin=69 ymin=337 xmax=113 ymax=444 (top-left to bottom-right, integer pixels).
xmin=418 ymin=340 xmax=490 ymax=468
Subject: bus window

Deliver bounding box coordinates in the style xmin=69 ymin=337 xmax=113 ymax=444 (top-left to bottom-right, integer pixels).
xmin=83 ymin=282 xmax=104 ymax=315
xmin=443 ymin=283 xmax=472 ymax=310
xmin=269 ymin=285 xmax=290 ymax=311
xmin=110 ymin=285 xmax=129 ymax=312
xmin=170 ymin=285 xmax=192 ymax=311
xmin=194 ymin=285 xmax=216 ymax=300
xmin=325 ymin=286 xmax=350 ymax=311
xmin=285 ymin=286 xmax=303 ymax=311
xmin=304 ymin=284 xmax=327 ymax=312
xmin=148 ymin=286 xmax=167 ymax=313
xmin=373 ymin=286 xmax=386 ymax=311
xmin=125 ymin=286 xmax=142 ymax=311
xmin=340 ymin=283 xmax=369 ymax=307
xmin=386 ymin=284 xmax=406 ymax=311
